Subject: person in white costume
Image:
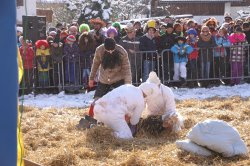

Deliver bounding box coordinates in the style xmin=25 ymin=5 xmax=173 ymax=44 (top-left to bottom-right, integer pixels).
xmin=139 ymin=71 xmax=183 ymax=132
xmin=93 ymin=84 xmax=151 ymax=139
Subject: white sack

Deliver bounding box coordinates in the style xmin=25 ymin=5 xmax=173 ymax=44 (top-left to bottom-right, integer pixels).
xmin=187 ymin=120 xmax=248 ymax=157
xmin=176 ymin=139 xmax=212 ymax=156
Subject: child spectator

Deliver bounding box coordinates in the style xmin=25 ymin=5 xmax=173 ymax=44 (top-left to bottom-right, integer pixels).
xmin=35 ymin=40 xmax=51 ymax=87
xmin=228 ymin=25 xmax=247 ymax=85
xmin=19 ymin=36 xmax=34 ymax=92
xmin=171 ymin=36 xmax=193 ymax=85
xmin=186 ymin=28 xmax=199 ymax=80
xmin=214 ymin=27 xmax=231 ymax=78
xmin=63 ymin=35 xmax=80 ymax=90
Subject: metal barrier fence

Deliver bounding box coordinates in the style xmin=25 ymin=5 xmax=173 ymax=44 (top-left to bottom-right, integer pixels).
xmin=19 ymin=44 xmax=250 ymax=94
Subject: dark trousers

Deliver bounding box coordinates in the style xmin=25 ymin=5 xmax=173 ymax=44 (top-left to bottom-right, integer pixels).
xmin=94 ymin=79 xmax=125 ymax=98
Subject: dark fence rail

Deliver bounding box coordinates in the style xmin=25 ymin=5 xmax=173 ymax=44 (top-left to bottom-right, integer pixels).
xmin=19 ymin=44 xmax=250 ymax=94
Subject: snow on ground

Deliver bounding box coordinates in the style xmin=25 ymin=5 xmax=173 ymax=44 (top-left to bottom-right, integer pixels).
xmin=20 ymin=84 xmax=250 ymax=109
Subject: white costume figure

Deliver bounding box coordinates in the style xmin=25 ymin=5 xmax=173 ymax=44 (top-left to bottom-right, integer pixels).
xmin=94 ymin=84 xmax=150 ymax=139
xmin=139 ymin=72 xmax=183 ymax=132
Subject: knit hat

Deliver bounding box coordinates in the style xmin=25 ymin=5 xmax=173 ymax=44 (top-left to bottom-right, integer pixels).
xmin=79 ymin=23 xmax=90 ymax=33
xmin=104 ymin=38 xmax=116 ymax=51
xmin=49 ymin=31 xmax=57 ymax=36
xmin=106 ymin=26 xmax=118 ymax=37
xmin=66 ymin=35 xmax=76 ymax=42
xmin=112 ymin=22 xmax=121 ymax=31
xmin=187 ymin=28 xmax=198 ymax=37
xmin=147 ymin=20 xmax=156 ymax=31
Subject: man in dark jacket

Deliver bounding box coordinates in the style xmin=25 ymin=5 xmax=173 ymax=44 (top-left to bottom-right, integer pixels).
xmin=160 ymin=23 xmax=176 ymax=82
xmin=139 ymin=20 xmax=158 ymax=82
xmin=120 ymin=23 xmax=140 ymax=84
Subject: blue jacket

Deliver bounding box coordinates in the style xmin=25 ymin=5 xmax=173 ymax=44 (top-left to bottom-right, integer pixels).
xmin=214 ymin=35 xmax=231 ymax=57
xmin=171 ymin=43 xmax=193 ymax=63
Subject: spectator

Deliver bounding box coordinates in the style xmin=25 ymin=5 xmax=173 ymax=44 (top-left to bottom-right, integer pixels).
xmin=16 ymin=26 xmax=23 ymax=47
xmin=68 ymin=25 xmax=80 ymax=41
xmin=139 ymin=20 xmax=158 ymax=82
xmin=112 ymin=22 xmax=122 ymax=43
xmin=173 ymin=23 xmax=184 ymax=37
xmin=229 ymin=25 xmax=247 ymax=85
xmin=198 ymin=26 xmax=216 ymax=80
xmin=160 ymin=23 xmax=176 ymax=82
xmin=106 ymin=26 xmax=118 ymax=41
xmin=78 ymin=32 xmax=96 ymax=89
xmin=19 ymin=36 xmax=34 ymax=92
xmin=89 ymin=17 xmax=106 ymax=48
xmin=186 ymin=28 xmax=199 ymax=81
xmin=171 ymin=36 xmax=193 ymax=84
xmin=133 ymin=21 xmax=144 ymax=38
xmin=63 ymin=35 xmax=80 ymax=91
xmin=224 ymin=13 xmax=233 ymax=23
xmin=119 ymin=23 xmax=141 ymax=84
xmin=79 ymin=23 xmax=90 ymax=34
xmin=214 ymin=27 xmax=231 ymax=78
xmin=35 ymin=40 xmax=51 ymax=87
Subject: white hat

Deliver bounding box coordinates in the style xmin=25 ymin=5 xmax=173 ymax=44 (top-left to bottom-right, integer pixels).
xmin=146 ymin=71 xmax=161 ymax=85
xmin=16 ymin=26 xmax=23 ymax=33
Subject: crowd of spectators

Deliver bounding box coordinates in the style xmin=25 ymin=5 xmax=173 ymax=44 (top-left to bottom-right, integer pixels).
xmin=17 ymin=13 xmax=250 ymax=93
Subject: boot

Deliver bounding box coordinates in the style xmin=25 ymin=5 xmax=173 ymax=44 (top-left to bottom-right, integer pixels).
xmin=88 ymin=103 xmax=94 ymax=117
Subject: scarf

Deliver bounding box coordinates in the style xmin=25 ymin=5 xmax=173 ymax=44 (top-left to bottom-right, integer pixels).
xmin=200 ymin=33 xmax=212 ymax=42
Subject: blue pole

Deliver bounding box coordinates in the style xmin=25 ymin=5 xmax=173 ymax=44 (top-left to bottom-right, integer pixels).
xmin=0 ymin=0 xmax=18 ymax=165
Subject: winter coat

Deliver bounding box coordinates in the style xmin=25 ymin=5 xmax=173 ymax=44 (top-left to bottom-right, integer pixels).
xmin=198 ymin=36 xmax=216 ymax=62
xmin=171 ymin=43 xmax=193 ymax=63
xmin=63 ymin=42 xmax=80 ymax=63
xmin=228 ymin=33 xmax=247 ymax=63
xmin=186 ymin=37 xmax=199 ymax=60
xmin=139 ymin=34 xmax=158 ymax=60
xmin=214 ymin=35 xmax=231 ymax=57
xmin=50 ymin=44 xmax=63 ymax=63
xmin=36 ymin=48 xmax=51 ymax=72
xmin=160 ymin=33 xmax=176 ymax=50
xmin=94 ymin=84 xmax=145 ymax=139
xmin=78 ymin=33 xmax=96 ymax=69
xmin=19 ymin=46 xmax=34 ymax=69
xmin=89 ymin=44 xmax=132 ymax=85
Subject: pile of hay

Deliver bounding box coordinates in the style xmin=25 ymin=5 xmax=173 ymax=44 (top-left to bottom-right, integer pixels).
xmin=21 ymin=97 xmax=250 ymax=165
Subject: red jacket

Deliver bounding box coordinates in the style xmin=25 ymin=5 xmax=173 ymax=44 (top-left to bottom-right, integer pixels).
xmin=19 ymin=46 xmax=34 ymax=69
xmin=186 ymin=38 xmax=199 ymax=60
